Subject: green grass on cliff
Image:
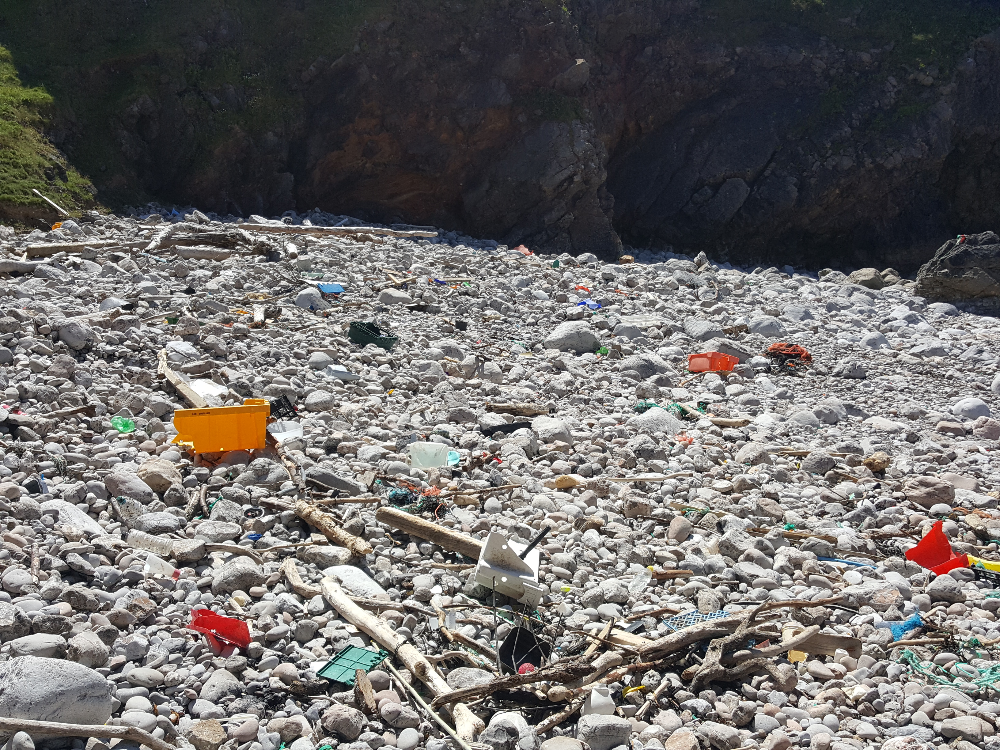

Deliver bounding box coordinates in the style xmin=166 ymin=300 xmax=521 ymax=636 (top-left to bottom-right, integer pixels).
xmin=0 ymin=46 xmax=94 ymax=220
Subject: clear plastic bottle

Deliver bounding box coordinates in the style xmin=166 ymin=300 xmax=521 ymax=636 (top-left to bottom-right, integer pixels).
xmin=127 ymin=529 xmax=174 ymax=557
xmin=628 ymin=567 xmax=653 ymax=595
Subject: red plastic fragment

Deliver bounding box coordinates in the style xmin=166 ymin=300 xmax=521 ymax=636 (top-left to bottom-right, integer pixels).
xmin=905 ymin=520 xmax=969 ymax=575
xmin=189 ymin=609 xmax=251 ymax=651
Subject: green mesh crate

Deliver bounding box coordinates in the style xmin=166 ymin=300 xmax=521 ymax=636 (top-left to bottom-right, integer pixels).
xmin=317 ymin=645 xmax=389 ymax=685
xmin=348 ymin=321 xmax=398 ymax=351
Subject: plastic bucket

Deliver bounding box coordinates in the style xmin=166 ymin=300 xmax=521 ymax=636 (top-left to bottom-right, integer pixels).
xmin=172 ymin=399 xmax=270 ymax=453
xmin=408 ymin=442 xmax=450 ymax=468
xmin=687 ymin=352 xmax=738 ymax=373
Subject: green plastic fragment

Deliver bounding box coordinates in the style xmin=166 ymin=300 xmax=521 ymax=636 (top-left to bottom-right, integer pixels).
xmin=318 ymin=645 xmax=389 ymax=686
xmin=111 ymin=416 xmax=136 ymax=433
xmin=597 ymin=346 xmax=609 ymax=355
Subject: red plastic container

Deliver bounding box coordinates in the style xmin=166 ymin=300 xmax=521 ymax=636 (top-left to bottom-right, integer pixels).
xmin=905 ymin=520 xmax=969 ymax=574
xmin=687 ymin=352 xmax=738 ymax=373
xmin=189 ymin=609 xmax=251 ymax=651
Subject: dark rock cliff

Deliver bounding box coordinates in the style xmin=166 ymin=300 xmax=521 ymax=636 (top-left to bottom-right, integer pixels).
xmin=3 ymin=0 xmax=1000 ymax=269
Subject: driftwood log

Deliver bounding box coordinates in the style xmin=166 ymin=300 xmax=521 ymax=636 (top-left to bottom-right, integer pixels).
xmin=157 ymin=350 xmax=209 ymax=408
xmin=376 ymin=507 xmax=484 ymax=560
xmin=320 ymin=578 xmax=484 ymax=741
xmin=0 ymin=718 xmax=173 ymax=750
xmin=295 ymin=501 xmax=372 ymax=557
xmin=430 ymin=659 xmax=593 ymax=708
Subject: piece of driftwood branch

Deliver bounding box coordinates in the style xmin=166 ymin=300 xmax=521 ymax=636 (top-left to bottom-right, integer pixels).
xmin=280 ymin=558 xmax=322 ymax=598
xmin=0 ymin=717 xmax=174 ymax=750
xmin=535 ymin=697 xmax=586 ymax=734
xmin=430 ymin=659 xmax=593 ymax=708
xmin=383 ymin=659 xmax=476 ymax=750
xmin=485 ymin=402 xmax=550 ymax=417
xmin=320 ymin=578 xmax=484 ymax=741
xmin=205 ymin=543 xmax=262 ymax=564
xmin=376 ymin=507 xmax=484 ymax=560
xmin=25 ymin=240 xmax=119 ymax=257
xmin=0 ymin=260 xmax=44 ymax=274
xmin=355 ymin=669 xmax=378 ymax=714
xmin=237 ymin=223 xmax=437 ymax=238
xmin=157 ymin=350 xmax=209 ymax=408
xmin=171 ymin=245 xmax=233 ymax=261
xmin=295 ymin=501 xmax=372 ymax=557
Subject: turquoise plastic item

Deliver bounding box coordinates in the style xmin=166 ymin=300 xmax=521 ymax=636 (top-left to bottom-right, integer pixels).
xmin=318 ymin=645 xmax=388 ymax=685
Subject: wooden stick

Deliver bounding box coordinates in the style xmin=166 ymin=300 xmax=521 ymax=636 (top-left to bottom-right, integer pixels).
xmin=635 ymin=677 xmax=672 ymax=721
xmin=237 ymin=223 xmax=437 ymax=239
xmin=31 ymin=188 xmax=69 ymax=216
xmin=355 ymin=669 xmax=378 ymax=714
xmin=535 ymin=698 xmax=585 ymax=734
xmin=0 ymin=717 xmax=173 ymax=750
xmin=376 ymin=507 xmax=484 ymax=560
xmin=430 ymin=660 xmax=593 ymax=708
xmin=320 ymin=578 xmax=484 ymax=741
xmin=157 ymin=349 xmax=209 ymax=408
xmin=295 ymin=501 xmax=373 ymax=557
xmin=585 ymin=620 xmax=614 ymax=658
xmin=310 ymin=496 xmax=382 ymax=506
xmin=383 ymin=659 xmax=477 ymax=750
xmin=280 ymin=558 xmax=322 ymax=598
xmin=205 ymin=543 xmax=262 ymax=564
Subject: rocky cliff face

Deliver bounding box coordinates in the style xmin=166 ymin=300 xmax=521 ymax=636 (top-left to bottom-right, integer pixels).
xmin=3 ymin=0 xmax=1000 ymax=268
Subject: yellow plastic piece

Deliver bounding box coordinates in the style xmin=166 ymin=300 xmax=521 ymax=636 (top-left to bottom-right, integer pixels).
xmin=172 ymin=399 xmax=270 ymax=453
xmin=969 ymin=556 xmax=1000 ymax=572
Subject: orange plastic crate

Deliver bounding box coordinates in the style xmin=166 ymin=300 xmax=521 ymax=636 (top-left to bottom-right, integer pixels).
xmin=687 ymin=352 xmax=738 ymax=373
xmin=172 ymin=399 xmax=270 ymax=453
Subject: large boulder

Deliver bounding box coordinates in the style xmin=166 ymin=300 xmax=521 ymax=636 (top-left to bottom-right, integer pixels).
xmin=916 ymin=231 xmax=1000 ymax=301
xmin=543 ymin=321 xmax=599 ymax=353
xmin=0 ymin=656 xmax=113 ymax=725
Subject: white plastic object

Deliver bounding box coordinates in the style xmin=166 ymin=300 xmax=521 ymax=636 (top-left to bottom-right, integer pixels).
xmin=408 ymin=442 xmax=450 ymax=469
xmin=473 ymin=532 xmax=544 ymax=608
xmin=127 ymin=529 xmax=174 ymax=557
xmin=628 ymin=567 xmax=652 ymax=595
xmin=581 ymin=686 xmax=615 ymax=716
xmin=143 ymin=553 xmax=178 ymax=580
xmin=268 ymin=421 xmax=304 ymax=444
xmin=322 ymin=364 xmax=361 ymax=382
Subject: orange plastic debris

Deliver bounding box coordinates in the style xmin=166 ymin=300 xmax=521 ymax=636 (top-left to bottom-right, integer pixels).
xmin=687 ymin=352 xmax=738 ymax=373
xmin=766 ymin=343 xmax=812 ymax=363
xmin=172 ymin=399 xmax=270 ymax=453
xmin=512 ymin=245 xmax=533 ymax=256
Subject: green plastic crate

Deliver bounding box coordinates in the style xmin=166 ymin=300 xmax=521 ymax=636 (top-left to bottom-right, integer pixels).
xmin=348 ymin=321 xmax=398 ymax=351
xmin=318 ymin=645 xmax=389 ymax=686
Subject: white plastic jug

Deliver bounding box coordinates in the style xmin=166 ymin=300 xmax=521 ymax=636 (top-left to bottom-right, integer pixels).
xmin=408 ymin=442 xmax=450 ymax=468
xmin=581 ymin=686 xmax=615 ymax=716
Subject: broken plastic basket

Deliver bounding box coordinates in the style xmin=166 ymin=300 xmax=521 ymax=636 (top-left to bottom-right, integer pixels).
xmin=318 ymin=645 xmax=389 ymax=686
xmin=348 ymin=321 xmax=398 ymax=351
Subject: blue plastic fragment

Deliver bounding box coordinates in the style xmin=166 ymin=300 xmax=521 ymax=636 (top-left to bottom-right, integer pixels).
xmin=887 ymin=612 xmax=923 ymax=641
xmin=318 ymin=283 xmax=345 ymax=294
